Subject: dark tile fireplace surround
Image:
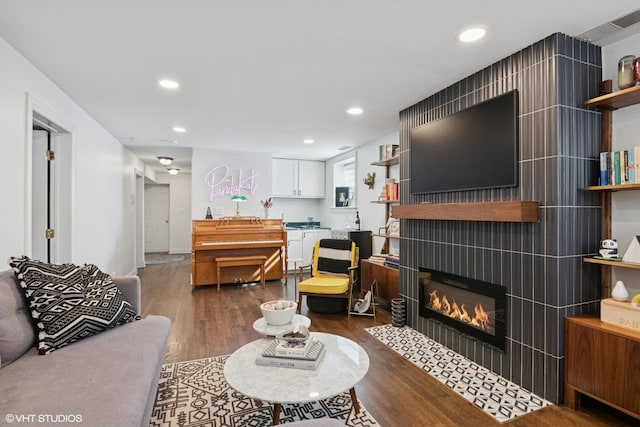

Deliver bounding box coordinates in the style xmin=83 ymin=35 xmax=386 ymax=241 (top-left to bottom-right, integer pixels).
xmin=398 ymin=33 xmax=603 ymax=404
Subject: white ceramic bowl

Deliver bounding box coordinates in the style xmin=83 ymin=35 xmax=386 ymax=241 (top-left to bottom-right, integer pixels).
xmin=260 ymin=300 xmax=297 ymax=326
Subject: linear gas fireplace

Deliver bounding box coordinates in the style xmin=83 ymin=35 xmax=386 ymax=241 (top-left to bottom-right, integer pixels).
xmin=418 ymin=267 xmax=506 ymax=351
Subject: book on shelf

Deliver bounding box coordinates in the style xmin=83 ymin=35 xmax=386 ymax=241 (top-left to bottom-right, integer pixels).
xmin=262 ymin=339 xmax=324 ymax=360
xmin=599 ymin=152 xmax=607 ymax=185
xmin=255 ymin=345 xmax=326 ymax=370
xmin=384 ymin=178 xmax=399 ymax=201
xmin=274 ymin=338 xmax=313 ymax=357
xmin=598 ymin=147 xmax=640 ymax=185
xmin=379 ymin=144 xmax=399 ymax=161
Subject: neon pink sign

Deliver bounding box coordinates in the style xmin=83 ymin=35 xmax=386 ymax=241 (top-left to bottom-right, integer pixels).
xmin=205 ymin=165 xmax=257 ymax=201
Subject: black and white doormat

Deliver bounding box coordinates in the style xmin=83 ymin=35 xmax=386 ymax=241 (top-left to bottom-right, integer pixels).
xmin=149 ymin=355 xmax=380 ymax=426
xmin=366 ymin=324 xmax=551 ymax=423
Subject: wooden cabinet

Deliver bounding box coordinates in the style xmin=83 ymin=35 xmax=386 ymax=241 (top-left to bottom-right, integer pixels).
xmin=565 ymin=315 xmax=640 ymax=419
xmin=361 ymin=259 xmax=399 ymax=305
xmin=272 ymin=158 xmax=325 ymax=198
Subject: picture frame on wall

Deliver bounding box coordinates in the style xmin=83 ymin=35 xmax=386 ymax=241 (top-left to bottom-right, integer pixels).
xmin=335 ymin=186 xmax=350 ymax=207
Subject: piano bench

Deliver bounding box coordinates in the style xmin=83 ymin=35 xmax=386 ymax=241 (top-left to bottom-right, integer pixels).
xmin=216 ymin=255 xmax=267 ymax=291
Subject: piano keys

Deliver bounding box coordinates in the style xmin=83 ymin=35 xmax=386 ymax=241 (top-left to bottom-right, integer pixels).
xmin=191 ymin=217 xmax=287 ymax=289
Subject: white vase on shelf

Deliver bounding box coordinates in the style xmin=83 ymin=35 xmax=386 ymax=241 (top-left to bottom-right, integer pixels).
xmin=611 ymin=280 xmax=629 ymax=302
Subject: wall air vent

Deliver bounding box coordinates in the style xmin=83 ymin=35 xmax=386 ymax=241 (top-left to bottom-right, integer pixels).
xmin=577 ymin=9 xmax=640 ymax=44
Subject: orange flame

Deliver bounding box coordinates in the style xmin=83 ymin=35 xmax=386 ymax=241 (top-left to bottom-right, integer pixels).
xmin=428 ymin=289 xmax=490 ymax=330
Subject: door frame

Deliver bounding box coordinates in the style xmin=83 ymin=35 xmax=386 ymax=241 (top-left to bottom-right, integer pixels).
xmin=25 ymin=93 xmax=76 ymax=262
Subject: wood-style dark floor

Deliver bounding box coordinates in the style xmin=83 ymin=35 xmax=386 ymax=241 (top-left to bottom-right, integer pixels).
xmin=138 ymin=259 xmax=636 ymax=427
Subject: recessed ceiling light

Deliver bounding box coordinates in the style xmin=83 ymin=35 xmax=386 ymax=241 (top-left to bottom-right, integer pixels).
xmin=347 ymin=107 xmax=363 ymax=115
xmin=167 ymin=168 xmax=180 ymax=175
xmin=172 ymin=126 xmax=186 ymax=133
xmin=157 ymin=156 xmax=173 ymax=166
xmin=303 ymin=139 xmax=314 ymax=144
xmin=158 ymin=79 xmax=179 ymax=89
xmin=459 ymin=27 xmax=486 ymax=43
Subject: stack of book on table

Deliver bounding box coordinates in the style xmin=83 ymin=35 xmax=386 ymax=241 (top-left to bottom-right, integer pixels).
xmin=384 ymin=254 xmax=400 ymax=269
xmin=256 ymin=336 xmax=325 ymax=370
xmin=368 ymin=253 xmax=387 ymax=265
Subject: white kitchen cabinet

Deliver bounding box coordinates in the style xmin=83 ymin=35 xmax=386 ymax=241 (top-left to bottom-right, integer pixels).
xmin=301 ymin=229 xmax=332 ymax=265
xmin=272 ymin=158 xmax=325 ymax=198
xmin=286 ymin=229 xmax=303 ymax=270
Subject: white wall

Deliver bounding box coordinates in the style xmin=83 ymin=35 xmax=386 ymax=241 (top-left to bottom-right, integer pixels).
xmin=0 ymin=37 xmax=143 ymax=276
xmin=154 ymin=172 xmax=192 ymax=254
xmin=322 ymin=131 xmax=400 ymax=254
xmin=191 ymin=148 xmax=274 ymax=220
xmin=602 ymin=33 xmax=640 ymax=295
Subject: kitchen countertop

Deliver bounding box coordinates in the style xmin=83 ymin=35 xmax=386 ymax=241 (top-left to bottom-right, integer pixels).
xmin=284 ymin=221 xmax=330 ymax=230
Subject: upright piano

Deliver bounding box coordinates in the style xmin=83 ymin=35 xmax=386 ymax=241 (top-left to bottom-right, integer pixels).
xmin=191 ymin=217 xmax=287 ymax=289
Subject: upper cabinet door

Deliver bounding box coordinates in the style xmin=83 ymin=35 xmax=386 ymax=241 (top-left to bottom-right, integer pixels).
xmin=272 ymin=159 xmax=325 ymax=198
xmin=298 ymin=160 xmax=325 ymax=198
xmin=272 ymin=158 xmax=298 ymax=197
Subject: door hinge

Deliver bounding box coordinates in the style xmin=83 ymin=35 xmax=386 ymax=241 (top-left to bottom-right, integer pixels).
xmin=45 ymin=150 xmax=55 ymax=161
xmin=45 ymin=229 xmax=55 ymax=239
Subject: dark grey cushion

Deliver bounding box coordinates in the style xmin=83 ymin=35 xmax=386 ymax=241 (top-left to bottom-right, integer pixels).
xmin=0 ymin=270 xmax=35 ymax=366
xmin=8 ymin=256 xmax=139 ymax=354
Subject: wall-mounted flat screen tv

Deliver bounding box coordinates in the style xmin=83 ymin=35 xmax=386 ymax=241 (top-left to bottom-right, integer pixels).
xmin=410 ymin=90 xmax=519 ymax=194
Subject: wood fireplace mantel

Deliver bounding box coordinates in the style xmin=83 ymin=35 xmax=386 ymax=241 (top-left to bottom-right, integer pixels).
xmin=392 ymin=201 xmax=539 ymax=223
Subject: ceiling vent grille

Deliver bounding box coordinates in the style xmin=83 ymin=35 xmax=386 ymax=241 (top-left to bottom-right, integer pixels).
xmin=611 ymin=9 xmax=640 ymax=29
xmin=577 ymin=9 xmax=640 ymax=43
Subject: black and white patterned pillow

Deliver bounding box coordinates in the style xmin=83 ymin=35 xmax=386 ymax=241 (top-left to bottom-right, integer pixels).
xmin=8 ymin=256 xmax=140 ymax=355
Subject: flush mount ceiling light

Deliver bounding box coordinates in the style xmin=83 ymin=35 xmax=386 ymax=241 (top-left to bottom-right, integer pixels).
xmin=167 ymin=168 xmax=180 ymax=175
xmin=157 ymin=156 xmax=173 ymax=166
xmin=158 ymin=79 xmax=179 ymax=89
xmin=303 ymin=139 xmax=314 ymax=144
xmin=347 ymin=107 xmax=363 ymax=115
xmin=172 ymin=126 xmax=186 ymax=133
xmin=459 ymin=27 xmax=486 ymax=43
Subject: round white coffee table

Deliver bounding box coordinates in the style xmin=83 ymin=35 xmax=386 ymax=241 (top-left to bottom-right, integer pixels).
xmin=252 ymin=314 xmax=311 ymax=337
xmin=224 ymin=332 xmax=369 ymax=425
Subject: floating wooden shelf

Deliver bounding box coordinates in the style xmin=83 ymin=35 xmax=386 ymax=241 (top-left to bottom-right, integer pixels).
xmin=370 ymin=199 xmax=399 ymax=204
xmin=585 ymin=84 xmax=640 ymax=110
xmin=392 ymin=201 xmax=539 ymax=223
xmin=372 ymin=233 xmax=399 ymax=239
xmin=583 ymin=257 xmax=640 ymax=270
xmin=371 ymin=156 xmax=399 ymax=167
xmin=584 ymin=183 xmax=640 ymax=191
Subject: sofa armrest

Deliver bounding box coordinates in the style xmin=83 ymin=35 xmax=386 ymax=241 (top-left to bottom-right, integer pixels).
xmin=112 ymin=276 xmax=141 ymax=315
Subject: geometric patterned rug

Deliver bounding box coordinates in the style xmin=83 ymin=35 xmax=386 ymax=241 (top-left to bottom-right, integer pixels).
xmin=149 ymin=355 xmax=380 ymax=426
xmin=365 ymin=324 xmax=552 ymax=423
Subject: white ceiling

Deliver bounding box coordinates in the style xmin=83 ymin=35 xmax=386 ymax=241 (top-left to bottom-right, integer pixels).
xmin=1 ymin=1 xmax=638 ymax=174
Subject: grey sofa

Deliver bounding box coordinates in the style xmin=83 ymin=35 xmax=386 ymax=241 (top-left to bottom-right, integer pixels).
xmin=0 ymin=269 xmax=171 ymax=427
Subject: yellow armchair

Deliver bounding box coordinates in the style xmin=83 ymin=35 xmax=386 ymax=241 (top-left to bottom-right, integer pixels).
xmin=297 ymin=239 xmax=359 ymax=314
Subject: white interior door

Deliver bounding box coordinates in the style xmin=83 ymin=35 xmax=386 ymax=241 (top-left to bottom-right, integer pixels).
xmin=144 ymin=185 xmax=170 ymax=253
xmin=31 ymin=130 xmax=49 ymax=261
